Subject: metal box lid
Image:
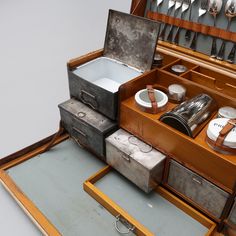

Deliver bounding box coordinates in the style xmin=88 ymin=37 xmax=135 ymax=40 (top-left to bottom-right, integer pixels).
xmin=104 ymin=10 xmax=161 ymax=72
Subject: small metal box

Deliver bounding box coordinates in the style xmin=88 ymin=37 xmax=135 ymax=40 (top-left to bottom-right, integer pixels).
xmin=168 ymin=160 xmax=229 ymax=219
xmin=59 ymin=99 xmax=118 ymax=160
xmin=105 ymin=129 xmax=166 ymax=193
xmin=68 ymin=10 xmax=160 ymax=120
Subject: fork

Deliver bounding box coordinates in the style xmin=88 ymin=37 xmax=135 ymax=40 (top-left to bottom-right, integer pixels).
xmin=185 ymin=0 xmax=197 ymax=41
xmin=189 ymin=0 xmax=208 ymax=51
xmin=167 ymin=0 xmax=184 ymax=43
xmin=159 ymin=0 xmax=176 ymax=40
xmin=173 ymin=0 xmax=191 ymax=45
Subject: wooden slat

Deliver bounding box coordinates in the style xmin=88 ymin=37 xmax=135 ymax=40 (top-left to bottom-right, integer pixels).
xmin=0 ymin=170 xmax=61 ymax=236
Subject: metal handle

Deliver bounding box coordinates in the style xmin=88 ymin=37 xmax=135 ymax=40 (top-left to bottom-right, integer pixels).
xmin=226 ymin=43 xmax=236 ymax=64
xmin=159 ymin=23 xmax=168 ymax=40
xmin=115 ymin=215 xmax=135 ymax=235
xmin=192 ymin=176 xmax=202 ymax=185
xmin=80 ymin=90 xmax=98 ymax=110
xmin=185 ymin=29 xmax=192 ymax=41
xmin=72 ymin=127 xmax=87 ymax=139
xmin=216 ymin=41 xmax=226 ymax=61
xmin=210 ymin=37 xmax=217 ymax=58
xmin=189 ymin=32 xmax=198 ymax=51
xmin=121 ymin=154 xmax=130 ymax=162
xmin=173 ymin=27 xmax=181 ymax=45
xmin=166 ymin=25 xmax=174 ymax=43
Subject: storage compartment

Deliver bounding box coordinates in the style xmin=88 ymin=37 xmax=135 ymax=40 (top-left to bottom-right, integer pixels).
xmin=167 ymin=160 xmax=229 ymax=219
xmin=59 ymin=99 xmax=117 ymax=159
xmin=84 ymin=166 xmax=216 ymax=236
xmin=68 ymin=10 xmax=160 ymax=120
xmin=106 ymin=129 xmax=166 ymax=193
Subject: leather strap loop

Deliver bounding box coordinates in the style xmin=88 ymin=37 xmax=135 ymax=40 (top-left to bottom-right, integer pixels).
xmin=215 ymin=119 xmax=236 ymax=148
xmin=146 ymin=85 xmax=158 ymax=114
xmin=147 ymin=11 xmax=236 ymax=43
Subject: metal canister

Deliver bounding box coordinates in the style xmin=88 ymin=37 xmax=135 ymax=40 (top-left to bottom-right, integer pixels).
xmin=152 ymin=53 xmax=163 ymax=68
xmin=160 ymin=93 xmax=217 ymax=138
xmin=171 ymin=64 xmax=187 ymax=75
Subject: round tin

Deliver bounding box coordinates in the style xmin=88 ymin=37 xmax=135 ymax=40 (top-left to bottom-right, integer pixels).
xmin=206 ymin=118 xmax=236 ymax=154
xmin=171 ymin=64 xmax=187 ymax=75
xmin=152 ymin=53 xmax=163 ymax=68
xmin=217 ymin=106 xmax=236 ymax=119
xmin=168 ymin=84 xmax=186 ymax=103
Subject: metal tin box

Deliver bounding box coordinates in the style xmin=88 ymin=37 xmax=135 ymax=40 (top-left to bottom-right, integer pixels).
xmin=105 ymin=129 xmax=166 ymax=193
xmin=68 ymin=10 xmax=160 ymax=120
xmin=167 ymin=160 xmax=229 ymax=219
xmin=59 ymin=98 xmax=117 ymax=160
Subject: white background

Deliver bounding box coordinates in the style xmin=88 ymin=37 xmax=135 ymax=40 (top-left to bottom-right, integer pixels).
xmin=0 ymin=0 xmax=131 ymax=235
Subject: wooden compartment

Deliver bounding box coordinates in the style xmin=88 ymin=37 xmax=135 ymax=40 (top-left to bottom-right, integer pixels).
xmin=119 ymin=68 xmax=236 ymax=194
xmin=181 ymin=68 xmax=236 ymax=99
xmin=161 ymin=59 xmax=198 ymax=75
xmin=154 ymin=51 xmax=179 ymax=68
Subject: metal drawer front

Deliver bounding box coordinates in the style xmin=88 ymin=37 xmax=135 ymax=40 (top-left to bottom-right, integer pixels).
xmin=106 ymin=129 xmax=166 ymax=193
xmin=168 ymin=160 xmax=229 ymax=218
xmin=229 ymin=199 xmax=236 ymax=225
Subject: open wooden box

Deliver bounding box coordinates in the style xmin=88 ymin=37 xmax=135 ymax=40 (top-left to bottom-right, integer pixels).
xmin=0 ymin=0 xmax=236 ymax=235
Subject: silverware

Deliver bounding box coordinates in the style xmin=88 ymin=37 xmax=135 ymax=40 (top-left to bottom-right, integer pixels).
xmin=173 ymin=0 xmax=191 ymax=45
xmin=157 ymin=0 xmax=164 ymax=12
xmin=185 ymin=0 xmax=197 ymax=41
xmin=167 ymin=0 xmax=183 ymax=43
xmin=216 ymin=0 xmax=236 ymax=60
xmin=227 ymin=43 xmax=236 ymax=63
xmin=159 ymin=0 xmax=176 ymax=40
xmin=190 ymin=0 xmax=208 ymax=51
xmin=208 ymin=0 xmax=223 ymax=58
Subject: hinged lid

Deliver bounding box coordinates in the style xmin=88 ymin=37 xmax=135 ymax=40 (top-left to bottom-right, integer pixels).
xmin=103 ymin=10 xmax=161 ymax=72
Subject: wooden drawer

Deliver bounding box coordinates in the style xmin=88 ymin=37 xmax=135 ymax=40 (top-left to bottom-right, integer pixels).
xmin=106 ymin=129 xmax=166 ymax=193
xmin=84 ymin=166 xmax=216 ymax=236
xmin=168 ymin=160 xmax=229 ymax=219
xmin=59 ymin=98 xmax=117 ymax=159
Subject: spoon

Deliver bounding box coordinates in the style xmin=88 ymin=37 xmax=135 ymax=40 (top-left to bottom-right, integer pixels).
xmin=216 ymin=0 xmax=236 ymax=60
xmin=157 ymin=0 xmax=164 ymax=12
xmin=208 ymin=0 xmax=223 ymax=58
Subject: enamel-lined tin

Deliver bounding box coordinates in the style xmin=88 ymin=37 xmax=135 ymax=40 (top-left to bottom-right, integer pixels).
xmin=59 ymin=98 xmax=117 ymax=160
xmin=105 ymin=129 xmax=166 ymax=193
xmin=168 ymin=160 xmax=229 ymax=219
xmin=68 ymin=10 xmax=161 ymax=120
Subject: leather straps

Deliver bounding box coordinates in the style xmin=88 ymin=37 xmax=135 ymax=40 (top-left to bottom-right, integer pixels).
xmin=215 ymin=119 xmax=236 ymax=148
xmin=146 ymin=85 xmax=158 ymax=114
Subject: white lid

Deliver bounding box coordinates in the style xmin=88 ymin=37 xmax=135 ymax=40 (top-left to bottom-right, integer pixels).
xmin=218 ymin=106 xmax=236 ymax=119
xmin=135 ymin=89 xmax=168 ymax=109
xmin=207 ymin=118 xmax=236 ymax=148
xmin=168 ymin=84 xmax=186 ymax=95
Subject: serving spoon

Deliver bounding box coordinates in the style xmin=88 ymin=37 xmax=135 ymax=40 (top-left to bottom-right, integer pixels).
xmin=208 ymin=0 xmax=223 ymax=58
xmin=216 ymin=0 xmax=236 ymax=60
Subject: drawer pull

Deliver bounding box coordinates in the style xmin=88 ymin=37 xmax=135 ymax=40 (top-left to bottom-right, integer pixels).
xmin=115 ymin=215 xmax=135 ymax=235
xmin=72 ymin=127 xmax=87 ymax=139
xmin=80 ymin=90 xmax=98 ymax=110
xmin=121 ymin=154 xmax=130 ymax=162
xmin=192 ymin=177 xmax=202 ymax=185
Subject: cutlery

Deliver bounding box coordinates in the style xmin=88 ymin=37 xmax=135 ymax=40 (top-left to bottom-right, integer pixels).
xmin=190 ymin=0 xmax=208 ymax=50
xmin=185 ymin=0 xmax=197 ymax=41
xmin=216 ymin=0 xmax=236 ymax=60
xmin=157 ymin=0 xmax=164 ymax=12
xmin=208 ymin=0 xmax=223 ymax=58
xmin=159 ymin=0 xmax=176 ymax=40
xmin=227 ymin=43 xmax=236 ymax=63
xmin=173 ymin=0 xmax=191 ymax=45
xmin=167 ymin=0 xmax=184 ymax=43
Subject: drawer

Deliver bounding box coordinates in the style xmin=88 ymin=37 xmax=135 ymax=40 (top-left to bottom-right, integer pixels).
xmin=83 ymin=166 xmax=216 ymax=236
xmin=106 ymin=129 xmax=166 ymax=193
xmin=229 ymin=199 xmax=236 ymax=226
xmin=168 ymin=160 xmax=230 ymax=219
xmin=59 ymin=98 xmax=117 ymax=159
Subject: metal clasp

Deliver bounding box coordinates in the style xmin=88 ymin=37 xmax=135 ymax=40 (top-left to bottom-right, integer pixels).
xmin=115 ymin=215 xmax=135 ymax=235
xmin=80 ymin=90 xmax=98 ymax=110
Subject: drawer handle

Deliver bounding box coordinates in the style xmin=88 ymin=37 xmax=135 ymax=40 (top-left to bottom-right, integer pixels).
xmin=115 ymin=215 xmax=135 ymax=235
xmin=192 ymin=177 xmax=202 ymax=185
xmin=121 ymin=154 xmax=130 ymax=162
xmin=72 ymin=127 xmax=87 ymax=139
xmin=80 ymin=90 xmax=98 ymax=110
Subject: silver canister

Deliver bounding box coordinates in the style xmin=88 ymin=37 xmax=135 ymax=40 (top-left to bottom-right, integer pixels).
xmin=160 ymin=94 xmax=217 ymax=138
